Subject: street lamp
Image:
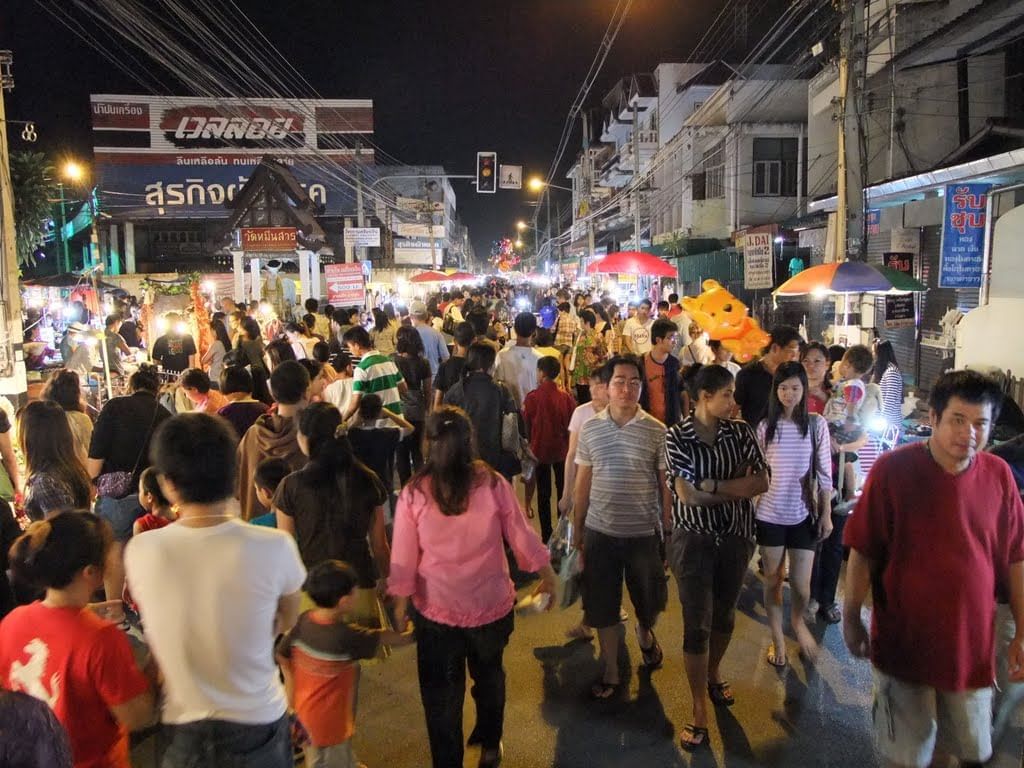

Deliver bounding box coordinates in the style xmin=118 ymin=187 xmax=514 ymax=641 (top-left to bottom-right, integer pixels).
xmin=526 ymin=177 xmax=572 ymax=267
xmin=514 ymin=239 xmax=524 ymax=249
xmin=63 ymin=161 xmax=84 ymax=183
xmin=53 ymin=160 xmax=88 ymax=274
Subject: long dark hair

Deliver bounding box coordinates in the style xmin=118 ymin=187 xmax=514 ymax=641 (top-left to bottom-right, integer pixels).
xmin=372 ymin=307 xmax=389 ymax=334
xmin=801 ymin=341 xmax=833 ymax=392
xmin=411 ymin=406 xmax=496 ymax=516
xmin=17 ymin=401 xmax=92 ymax=508
xmin=210 ymin=313 xmax=232 ymax=350
xmin=871 ymin=340 xmax=900 ymax=384
xmin=297 ymin=403 xmax=382 ymax=535
xmin=764 ymin=361 xmax=810 ymax=444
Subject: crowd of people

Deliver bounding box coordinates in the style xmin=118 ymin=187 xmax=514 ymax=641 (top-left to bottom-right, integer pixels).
xmin=0 ymin=279 xmax=1022 ymax=768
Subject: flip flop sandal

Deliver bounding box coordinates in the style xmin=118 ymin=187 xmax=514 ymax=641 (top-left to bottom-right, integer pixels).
xmin=708 ymin=681 xmax=735 ymax=707
xmin=636 ymin=628 xmax=664 ymax=670
xmin=590 ymin=680 xmax=621 ymax=700
xmin=767 ymin=644 xmax=788 ymax=668
xmin=680 ymin=724 xmax=710 ymax=751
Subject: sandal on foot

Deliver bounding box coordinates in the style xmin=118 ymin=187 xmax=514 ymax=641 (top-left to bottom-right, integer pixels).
xmin=708 ymin=680 xmax=735 ymax=707
xmin=767 ymin=643 xmax=787 ymax=668
xmin=636 ymin=628 xmax=664 ymax=670
xmin=590 ymin=680 xmax=621 ymax=700
xmin=679 ymin=724 xmax=710 ymax=751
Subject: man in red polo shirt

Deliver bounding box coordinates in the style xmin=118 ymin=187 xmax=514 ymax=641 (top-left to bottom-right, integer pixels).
xmin=523 ymin=355 xmax=576 ymax=543
xmin=844 ymin=370 xmax=1024 ymax=768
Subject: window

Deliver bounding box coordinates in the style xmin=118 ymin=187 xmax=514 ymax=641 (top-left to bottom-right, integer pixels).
xmin=702 ymin=142 xmax=725 ymax=200
xmin=752 ymin=137 xmax=801 ymax=197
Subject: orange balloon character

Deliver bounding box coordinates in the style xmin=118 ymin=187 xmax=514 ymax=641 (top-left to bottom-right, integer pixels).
xmin=681 ymin=279 xmax=770 ymax=363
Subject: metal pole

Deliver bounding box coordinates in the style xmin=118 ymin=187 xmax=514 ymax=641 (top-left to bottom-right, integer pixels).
xmin=836 ymin=0 xmax=850 ymax=263
xmin=58 ymin=182 xmax=71 ymax=273
xmin=796 ymin=124 xmax=805 ymax=216
xmin=632 ymin=101 xmax=641 ymax=250
xmin=355 ymin=141 xmax=365 ymax=267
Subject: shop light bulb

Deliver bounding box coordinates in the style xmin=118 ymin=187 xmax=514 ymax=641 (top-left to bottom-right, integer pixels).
xmin=155 ymin=317 xmax=169 ymax=334
xmin=175 ymin=321 xmax=188 ymax=335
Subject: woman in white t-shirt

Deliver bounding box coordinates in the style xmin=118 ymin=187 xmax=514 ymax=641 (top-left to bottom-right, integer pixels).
xmin=754 ymin=362 xmax=832 ymax=668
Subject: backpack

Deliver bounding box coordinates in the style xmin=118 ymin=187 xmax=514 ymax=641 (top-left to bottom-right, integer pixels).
xmin=442 ymin=306 xmax=457 ymax=336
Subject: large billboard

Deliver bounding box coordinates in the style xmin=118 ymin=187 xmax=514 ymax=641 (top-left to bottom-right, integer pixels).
xmin=91 ymin=95 xmax=374 ymax=219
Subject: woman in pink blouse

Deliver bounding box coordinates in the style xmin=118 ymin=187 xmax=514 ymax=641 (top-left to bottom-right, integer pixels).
xmin=389 ymin=406 xmax=556 ymax=768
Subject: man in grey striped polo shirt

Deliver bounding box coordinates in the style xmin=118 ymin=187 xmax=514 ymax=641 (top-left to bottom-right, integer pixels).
xmin=572 ymin=356 xmax=672 ymax=700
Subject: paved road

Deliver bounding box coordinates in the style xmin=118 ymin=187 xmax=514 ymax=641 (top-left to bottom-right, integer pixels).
xmin=130 ymin=531 xmax=1024 ymax=767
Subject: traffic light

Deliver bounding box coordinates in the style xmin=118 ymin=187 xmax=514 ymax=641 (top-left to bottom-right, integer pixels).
xmin=476 ymin=151 xmax=497 ymax=194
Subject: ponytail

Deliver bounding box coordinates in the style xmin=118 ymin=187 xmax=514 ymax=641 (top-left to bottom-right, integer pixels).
xmin=9 ymin=512 xmax=110 ymax=590
xmin=412 ymin=406 xmax=494 ymax=516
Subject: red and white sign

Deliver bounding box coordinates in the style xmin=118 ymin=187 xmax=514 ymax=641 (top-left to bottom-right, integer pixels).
xmin=92 ymin=100 xmax=150 ymax=129
xmin=325 ymin=263 xmax=365 ymax=306
xmin=241 ymin=227 xmax=296 ymax=252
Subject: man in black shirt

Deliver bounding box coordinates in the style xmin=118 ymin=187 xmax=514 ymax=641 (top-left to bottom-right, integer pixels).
xmin=432 ymin=321 xmax=474 ymax=410
xmin=151 ymin=313 xmax=197 ymax=373
xmin=733 ymin=326 xmax=802 ymax=426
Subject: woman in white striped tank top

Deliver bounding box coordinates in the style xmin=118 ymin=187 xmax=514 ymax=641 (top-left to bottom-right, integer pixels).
xmin=755 ymin=362 xmax=833 ymax=668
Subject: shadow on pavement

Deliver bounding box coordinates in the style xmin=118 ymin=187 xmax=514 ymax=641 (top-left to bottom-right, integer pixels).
xmin=534 ymin=624 xmax=686 ymax=768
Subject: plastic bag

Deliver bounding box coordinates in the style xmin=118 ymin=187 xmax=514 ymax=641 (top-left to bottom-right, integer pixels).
xmin=559 ymin=548 xmax=583 ymax=609
xmin=548 ymin=515 xmax=570 ymax=571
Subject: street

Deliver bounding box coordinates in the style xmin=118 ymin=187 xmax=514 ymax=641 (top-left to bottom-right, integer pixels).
xmin=130 ymin=545 xmax=1024 ymax=768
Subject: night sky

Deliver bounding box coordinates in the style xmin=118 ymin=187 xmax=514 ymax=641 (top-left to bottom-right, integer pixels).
xmin=2 ymin=0 xmax=733 ymax=260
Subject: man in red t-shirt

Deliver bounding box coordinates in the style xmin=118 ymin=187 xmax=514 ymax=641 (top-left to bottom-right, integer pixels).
xmin=843 ymin=370 xmax=1024 ymax=768
xmin=523 ymin=355 xmax=576 ymax=544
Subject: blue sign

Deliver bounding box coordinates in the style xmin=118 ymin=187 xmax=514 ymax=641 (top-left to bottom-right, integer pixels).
xmin=865 ymin=208 xmax=881 ymax=236
xmin=939 ymin=183 xmax=990 ymax=288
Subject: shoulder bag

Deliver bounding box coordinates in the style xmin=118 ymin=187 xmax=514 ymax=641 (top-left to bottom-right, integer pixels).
xmin=95 ymin=400 xmax=163 ymax=499
xmin=801 ymin=414 xmax=824 ymax=523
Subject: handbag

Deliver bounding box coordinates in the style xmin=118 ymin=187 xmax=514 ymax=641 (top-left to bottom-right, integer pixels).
xmin=95 ymin=399 xmax=163 ymax=499
xmin=801 ymin=414 xmax=823 ymax=523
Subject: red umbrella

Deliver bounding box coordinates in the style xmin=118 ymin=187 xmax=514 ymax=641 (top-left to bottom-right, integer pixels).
xmin=586 ymin=250 xmax=677 ymax=278
xmin=444 ymin=271 xmax=477 ymax=282
xmin=409 ymin=270 xmax=449 ymax=283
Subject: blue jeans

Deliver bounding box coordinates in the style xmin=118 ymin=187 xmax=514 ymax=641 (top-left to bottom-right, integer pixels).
xmin=161 ymin=716 xmax=291 ymax=768
xmin=94 ymin=494 xmax=143 ymax=542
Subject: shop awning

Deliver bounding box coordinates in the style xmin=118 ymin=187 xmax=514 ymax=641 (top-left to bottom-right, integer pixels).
xmin=808 ymin=146 xmax=1024 ymax=212
xmin=895 ymin=0 xmax=1024 ymax=70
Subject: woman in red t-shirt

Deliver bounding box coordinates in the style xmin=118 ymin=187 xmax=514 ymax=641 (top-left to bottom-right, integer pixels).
xmin=0 ymin=512 xmax=154 ymax=768
xmin=801 ymin=342 xmax=832 ymax=416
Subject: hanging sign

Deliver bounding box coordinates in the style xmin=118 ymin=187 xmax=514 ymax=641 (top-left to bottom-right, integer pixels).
xmin=241 ymin=227 xmax=296 ymax=252
xmin=324 ymin=263 xmax=365 ymax=306
xmin=883 ymin=251 xmax=914 ymax=275
xmin=342 ymin=227 xmax=381 ymax=247
xmin=499 ymin=165 xmax=523 ymax=190
xmin=939 ymin=183 xmax=990 ymax=288
xmin=866 ymin=209 xmax=881 ymax=236
xmin=743 ymin=225 xmax=775 ymax=289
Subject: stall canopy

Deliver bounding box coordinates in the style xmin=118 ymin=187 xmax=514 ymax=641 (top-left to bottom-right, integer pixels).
xmin=586 ymin=250 xmax=677 ymax=278
xmin=409 ymin=270 xmax=450 ymax=284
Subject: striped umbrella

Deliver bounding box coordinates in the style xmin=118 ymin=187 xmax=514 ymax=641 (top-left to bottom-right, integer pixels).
xmin=774 ymin=261 xmax=926 ymax=296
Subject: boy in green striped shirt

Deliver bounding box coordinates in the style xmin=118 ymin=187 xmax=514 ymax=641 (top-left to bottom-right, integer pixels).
xmin=341 ymin=326 xmax=407 ymax=421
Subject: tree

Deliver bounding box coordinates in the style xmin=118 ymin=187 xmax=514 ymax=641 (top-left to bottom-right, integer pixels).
xmin=662 ymin=231 xmax=688 ymax=259
xmin=10 ymin=151 xmax=54 ymax=268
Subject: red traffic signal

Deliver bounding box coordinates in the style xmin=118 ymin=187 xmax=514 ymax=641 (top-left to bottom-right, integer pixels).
xmin=476 ymin=151 xmax=497 ymax=194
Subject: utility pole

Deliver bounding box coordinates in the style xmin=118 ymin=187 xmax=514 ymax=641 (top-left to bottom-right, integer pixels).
xmin=632 ymin=99 xmax=641 ymax=251
xmin=834 ymin=1 xmax=849 ymax=263
xmin=0 ymin=51 xmax=27 ymax=402
xmin=355 ymin=140 xmax=366 ymax=269
xmin=57 ymin=182 xmax=71 ymax=273
xmin=583 ymin=112 xmax=596 ymax=264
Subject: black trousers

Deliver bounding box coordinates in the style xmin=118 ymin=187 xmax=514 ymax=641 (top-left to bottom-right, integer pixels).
xmin=396 ymin=419 xmax=424 ymax=486
xmin=810 ymin=511 xmax=849 ymax=608
xmin=535 ymin=461 xmax=565 ymax=543
xmin=413 ymin=610 xmax=514 ymax=768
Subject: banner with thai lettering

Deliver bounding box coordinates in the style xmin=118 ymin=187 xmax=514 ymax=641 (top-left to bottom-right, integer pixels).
xmin=91 ymin=94 xmax=373 ymax=218
xmin=325 ymin=263 xmax=365 ymax=306
xmin=939 ymin=183 xmax=990 ymax=288
xmin=242 ymin=227 xmax=296 ymax=253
